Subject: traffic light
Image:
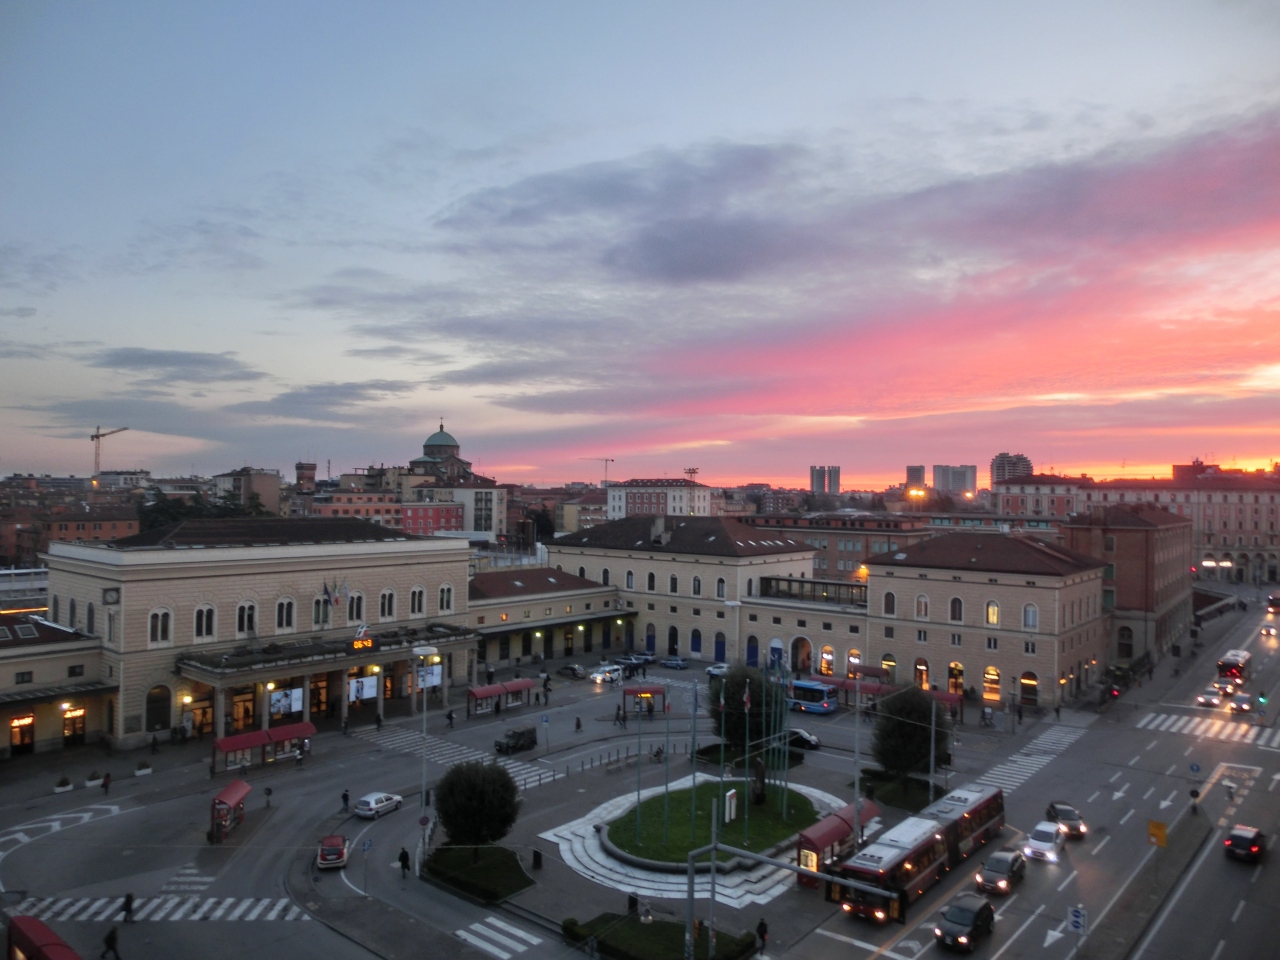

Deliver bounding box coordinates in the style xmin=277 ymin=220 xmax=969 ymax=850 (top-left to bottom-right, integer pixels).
xmin=1110 ymin=685 xmax=1121 ymax=698
xmin=1259 ymin=690 xmax=1268 ymax=705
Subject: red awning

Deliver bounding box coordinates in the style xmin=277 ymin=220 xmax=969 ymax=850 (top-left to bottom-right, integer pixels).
xmin=928 ymin=690 xmax=964 ymax=705
xmin=797 ymin=799 xmax=880 ymax=851
xmin=267 ymin=721 xmax=316 ymax=743
xmin=847 ymin=666 xmax=891 ymax=679
xmin=501 ymin=678 xmax=537 ymax=693
xmin=468 ymin=682 xmax=504 ymax=700
xmin=213 ymin=729 xmax=271 ymax=754
xmin=212 ymin=778 xmax=252 ymax=809
xmin=622 ymin=685 xmax=666 ymax=697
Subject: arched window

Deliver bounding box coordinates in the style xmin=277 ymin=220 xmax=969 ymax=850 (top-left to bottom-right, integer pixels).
xmin=846 ymin=649 xmax=862 ymax=677
xmin=819 ymin=645 xmax=835 ymax=677
xmin=578 ymin=566 xmax=586 ymax=579
xmin=438 ymin=584 xmax=453 ymax=614
xmin=949 ymin=597 xmax=963 ymax=622
xmin=670 ymin=574 xmax=679 ymax=594
xmin=410 ymin=587 xmax=425 ymax=615
xmin=86 ymin=603 xmax=95 ymax=635
xmin=276 ymin=599 xmax=295 ymax=631
xmin=51 ymin=595 xmax=59 ymax=623
xmin=746 ymin=635 xmax=759 ymax=667
xmin=1020 ymin=672 xmax=1039 ymax=706
xmin=914 ymin=657 xmax=929 ymax=689
xmin=195 ymin=605 xmax=216 ymax=639
xmin=347 ymin=593 xmax=364 ymax=622
xmin=1022 ymin=604 xmax=1038 ymax=630
xmin=881 ymin=654 xmax=897 ymax=684
xmin=236 ymin=602 xmax=256 ymax=635
xmin=149 ymin=609 xmax=172 ymax=644
xmin=690 ymin=628 xmax=702 ymax=653
xmin=645 ymin=623 xmax=656 ymax=652
xmin=982 ymin=666 xmax=1001 ymax=701
xmin=667 ymin=625 xmax=679 ymax=656
xmin=312 ymin=598 xmax=330 ymax=627
xmin=985 ymin=601 xmax=1000 ymax=626
xmin=692 ymin=576 xmax=702 ymax=596
xmin=380 ymin=590 xmax=395 ymax=620
xmin=947 ymin=661 xmax=964 ymax=695
xmin=915 ymin=595 xmax=929 ymax=620
xmin=716 ymin=578 xmax=726 ymax=599
xmin=602 ymin=568 xmax=610 ymax=586
xmin=883 ymin=591 xmax=897 ymax=617
xmin=69 ymin=599 xmax=77 ymax=629
xmin=626 ymin=570 xmax=635 ymax=589
xmin=647 ymin=572 xmax=656 ymax=591
xmin=1117 ymin=625 xmax=1134 ymax=659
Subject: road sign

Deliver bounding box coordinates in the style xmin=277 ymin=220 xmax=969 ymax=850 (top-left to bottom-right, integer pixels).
xmin=1148 ymin=820 xmax=1168 ymax=848
xmin=419 ymin=815 xmax=430 ymax=827
xmin=1069 ymin=905 xmax=1088 ymax=934
xmin=362 ymin=838 xmax=373 ymax=853
xmin=542 ymin=714 xmax=549 ymax=723
xmin=1190 ymin=763 xmax=1201 ymax=774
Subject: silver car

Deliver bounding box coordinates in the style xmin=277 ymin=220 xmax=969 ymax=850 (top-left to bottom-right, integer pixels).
xmin=354 ymin=792 xmax=403 ymax=819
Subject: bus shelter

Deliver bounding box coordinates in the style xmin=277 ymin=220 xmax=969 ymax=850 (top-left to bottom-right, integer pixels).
xmin=212 ymin=721 xmax=315 ymax=772
xmin=796 ymin=798 xmax=880 ymax=888
xmin=622 ymin=684 xmax=667 ymax=716
xmin=210 ymin=778 xmax=251 ymax=843
xmin=466 ymin=678 xmax=536 ymax=717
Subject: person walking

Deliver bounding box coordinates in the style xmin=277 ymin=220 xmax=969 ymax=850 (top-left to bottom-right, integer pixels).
xmin=399 ymin=847 xmax=411 ymax=879
xmin=621 ymin=708 xmax=628 ymax=729
xmin=614 ymin=705 xmax=622 ymax=726
xmin=575 ymin=716 xmax=582 ymax=733
xmin=295 ymin=748 xmax=303 ymax=767
xmin=1054 ymin=705 xmax=1061 ymax=721
xmin=100 ymin=926 xmax=122 ymax=959
xmin=446 ymin=709 xmax=455 ymax=729
xmin=1016 ymin=704 xmax=1023 ymax=725
xmin=102 ymin=771 xmax=111 ymax=795
xmin=375 ymin=713 xmax=383 ymax=732
xmin=756 ymin=918 xmax=768 ymax=956
xmin=122 ymin=892 xmax=134 ymax=923
xmin=342 ymin=718 xmax=350 ymax=737
xmin=341 ymin=789 xmax=350 ymax=814
xmin=150 ymin=734 xmax=159 ymax=755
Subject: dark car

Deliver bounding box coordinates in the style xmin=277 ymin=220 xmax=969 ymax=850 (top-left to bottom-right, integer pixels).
xmin=975 ymin=849 xmax=1025 ymax=894
xmin=1225 ymin=825 xmax=1265 ymax=862
xmin=1229 ymin=693 xmax=1255 ymax=714
xmin=933 ymin=893 xmax=995 ymax=952
xmin=1044 ymin=802 xmax=1088 ymax=838
xmin=557 ymin=664 xmax=587 ymax=679
xmin=495 ymin=726 xmax=538 ymax=755
xmin=790 ymin=728 xmax=820 ymax=750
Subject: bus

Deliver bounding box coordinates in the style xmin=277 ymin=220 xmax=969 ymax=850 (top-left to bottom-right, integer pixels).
xmin=1218 ymin=650 xmax=1253 ymax=686
xmin=789 ymin=679 xmax=839 ymax=714
xmin=826 ymin=784 xmax=1005 ymax=923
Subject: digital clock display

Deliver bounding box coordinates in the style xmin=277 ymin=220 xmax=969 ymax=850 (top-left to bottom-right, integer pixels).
xmin=352 ymin=637 xmax=374 ymax=651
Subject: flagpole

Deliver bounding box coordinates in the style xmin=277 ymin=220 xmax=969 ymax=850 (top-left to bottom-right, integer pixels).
xmin=743 ymin=679 xmax=749 ymax=846
xmin=663 ymin=684 xmax=671 ymax=846
xmin=690 ymin=681 xmax=698 ymax=843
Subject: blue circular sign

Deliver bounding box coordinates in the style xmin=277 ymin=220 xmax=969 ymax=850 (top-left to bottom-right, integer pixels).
xmin=1190 ymin=763 xmax=1201 ymax=774
xmin=362 ymin=838 xmax=373 ymax=852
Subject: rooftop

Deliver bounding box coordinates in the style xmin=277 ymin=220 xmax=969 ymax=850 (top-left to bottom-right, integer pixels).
xmin=868 ymin=531 xmax=1105 ymax=576
xmin=1064 ymin=504 xmax=1192 ymax=529
xmin=554 ymin=516 xmax=809 ymax=558
xmin=107 ymin=517 xmax=418 ymax=549
xmin=469 ymin=568 xmax=602 ymax=601
xmin=616 ymin=478 xmax=708 ymax=489
xmin=0 ymin=612 xmax=92 ymax=650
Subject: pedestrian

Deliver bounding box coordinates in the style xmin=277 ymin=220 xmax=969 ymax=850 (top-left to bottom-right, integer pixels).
xmin=342 ymin=718 xmax=350 ymax=736
xmin=756 ymin=918 xmax=768 ymax=956
xmin=122 ymin=892 xmax=134 ymax=923
xmin=295 ymin=748 xmax=303 ymax=767
xmin=535 ymin=692 xmax=541 ymax=705
xmin=150 ymin=734 xmax=159 ymax=755
xmin=614 ymin=705 xmax=622 ymax=726
xmin=543 ymin=688 xmax=551 ymax=705
xmin=399 ymin=847 xmax=411 ymax=879
xmin=642 ymin=665 xmax=646 ymax=679
xmin=303 ymin=737 xmax=311 ymax=756
xmin=621 ymin=709 xmax=628 ymax=729
xmin=341 ymin=789 xmax=350 ymax=813
xmin=494 ymin=698 xmax=502 ymax=717
xmin=100 ymin=926 xmax=122 ymax=960
xmin=446 ymin=709 xmax=455 ymax=729
xmin=1054 ymin=705 xmax=1061 ymax=721
xmin=648 ymin=700 xmax=655 ymax=721
xmin=1148 ymin=665 xmax=1155 ymax=682
xmin=102 ymin=771 xmax=111 ymax=795
xmin=575 ymin=716 xmax=582 ymax=733
xmin=1017 ymin=704 xmax=1023 ymax=725
xmin=375 ymin=713 xmax=383 ymax=732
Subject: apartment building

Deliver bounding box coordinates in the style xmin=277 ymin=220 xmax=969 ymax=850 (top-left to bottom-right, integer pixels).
xmin=740 ymin=513 xmax=936 ymax=581
xmin=606 ymin=479 xmax=712 ymax=520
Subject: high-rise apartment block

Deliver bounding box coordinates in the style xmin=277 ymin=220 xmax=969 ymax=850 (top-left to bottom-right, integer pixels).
xmin=932 ymin=465 xmax=978 ymax=494
xmin=990 ymin=452 xmax=1034 ymax=486
xmin=810 ymin=465 xmax=841 ymax=495
xmin=905 ymin=465 xmax=926 ymax=487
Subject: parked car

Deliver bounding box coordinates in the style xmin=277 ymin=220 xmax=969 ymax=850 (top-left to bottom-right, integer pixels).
xmin=790 ymin=728 xmax=820 ymax=750
xmin=590 ymin=665 xmax=622 ymax=684
xmin=1224 ymin=825 xmax=1266 ymax=862
xmin=317 ymin=835 xmax=351 ymax=869
xmin=705 ymin=663 xmax=729 ymax=678
xmin=660 ymin=656 xmax=689 ymax=670
xmin=1196 ymin=688 xmax=1223 ymax=707
xmin=495 ymin=726 xmax=538 ymax=754
xmin=975 ymin=849 xmax=1025 ymax=894
xmin=615 ymin=655 xmax=644 ymax=666
xmin=557 ymin=664 xmax=587 ymax=679
xmin=354 ymin=792 xmax=403 ymax=819
xmin=933 ymin=893 xmax=995 ymax=952
xmin=1023 ymin=821 xmax=1065 ymax=862
xmin=1044 ymin=802 xmax=1087 ymax=838
xmin=632 ymin=651 xmax=657 ymax=663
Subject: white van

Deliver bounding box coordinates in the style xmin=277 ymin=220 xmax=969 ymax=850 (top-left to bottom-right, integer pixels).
xmin=590 ymin=665 xmax=622 ymax=684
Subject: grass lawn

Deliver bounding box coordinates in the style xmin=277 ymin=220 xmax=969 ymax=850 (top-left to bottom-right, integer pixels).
xmin=606 ymin=781 xmax=816 ymax=863
xmin=853 ymin=769 xmax=933 ymax=813
xmin=425 ymin=845 xmax=533 ymax=902
xmin=565 ymin=912 xmax=757 ymax=960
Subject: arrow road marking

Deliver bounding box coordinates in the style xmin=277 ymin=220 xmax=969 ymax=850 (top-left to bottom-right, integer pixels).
xmin=1270 ymin=773 xmax=1280 ymax=793
xmin=990 ymin=903 xmax=1044 ymax=960
xmin=1113 ymin=783 xmax=1129 ymax=801
xmin=1045 ymin=919 xmax=1068 ymax=948
xmin=1159 ymin=791 xmax=1177 ymax=810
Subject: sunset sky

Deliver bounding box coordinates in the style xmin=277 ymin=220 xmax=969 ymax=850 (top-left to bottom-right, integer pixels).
xmin=3 ymin=2 xmax=1279 ymax=489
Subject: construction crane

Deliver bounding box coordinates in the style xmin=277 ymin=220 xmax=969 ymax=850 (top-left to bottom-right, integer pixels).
xmin=91 ymin=426 xmax=128 ymax=476
xmin=578 ymin=457 xmax=615 ymax=486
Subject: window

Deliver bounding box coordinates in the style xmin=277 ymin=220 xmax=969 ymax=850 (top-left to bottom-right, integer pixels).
xmin=692 ymin=576 xmax=702 ymax=596
xmin=986 ymin=636 xmax=998 ymax=651
xmin=915 ymin=595 xmax=929 ymax=619
xmin=626 ymin=570 xmax=635 ymax=589
xmin=379 ymin=590 xmax=395 ymax=620
xmin=1103 ymin=535 xmax=1116 ymax=552
xmin=670 ymin=575 xmax=678 ymax=594
xmin=983 ymin=666 xmax=1001 ymax=701
xmin=438 ymin=584 xmax=453 ymax=613
xmin=885 ymin=626 xmax=895 ymax=639
xmin=949 ymin=598 xmax=963 ymax=622
xmin=747 ymin=579 xmax=754 ymax=597
xmin=236 ymin=603 xmax=256 ymax=635
xmin=194 ymin=605 xmax=215 ymax=639
xmin=69 ymin=599 xmax=77 ymax=629
xmin=150 ymin=609 xmax=172 ymax=644
xmin=15 ymin=671 xmax=32 ymax=684
xmin=86 ymin=603 xmax=95 ymax=635
xmin=68 ymin=664 xmax=84 ymax=677
xmin=312 ymin=598 xmax=330 ymax=626
xmin=578 ymin=566 xmax=586 ymax=579
xmin=691 ymin=628 xmax=702 ymax=653
xmin=277 ymin=599 xmax=295 ymax=630
xmin=647 ymin=573 xmax=656 ymax=592
xmin=883 ymin=591 xmax=897 ymax=617
xmin=917 ymin=629 xmax=928 ymax=643
xmin=347 ymin=593 xmax=364 ymax=622
xmin=410 ymin=587 xmax=425 ymax=615
xmin=951 ymin=633 xmax=962 ymax=646
xmin=1024 ymin=640 xmax=1037 ymax=654
xmin=1022 ymin=604 xmax=1038 ymax=630
xmin=985 ymin=601 xmax=1000 ymax=626
xmin=716 ymin=578 xmax=726 ymax=599
xmin=602 ymin=569 xmax=610 ymax=586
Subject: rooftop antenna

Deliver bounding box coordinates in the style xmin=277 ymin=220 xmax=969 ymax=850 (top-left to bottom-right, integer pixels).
xmin=684 ymin=467 xmax=699 ymax=481
xmin=90 ymin=426 xmax=128 ymax=476
xmin=578 ymin=457 xmax=615 ymax=485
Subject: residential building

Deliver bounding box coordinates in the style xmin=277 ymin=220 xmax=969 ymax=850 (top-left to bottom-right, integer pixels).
xmin=1063 ymin=505 xmax=1193 ymax=666
xmin=606 ymin=479 xmax=712 ymax=520
xmin=402 ymin=502 xmax=466 ymax=537
xmin=993 ymin=475 xmax=1089 ymax=519
xmin=307 ymin=492 xmax=404 ymax=527
xmin=810 ymin=466 xmax=841 ymax=495
xmin=990 ymin=452 xmax=1034 ymax=486
xmin=555 ymin=493 xmax=607 ymax=533
xmin=906 ymin=466 xmax=926 ymax=487
xmin=46 ymin=509 xmax=140 ymax=545
xmin=932 ymin=465 xmax=978 ymax=496
xmin=295 ymin=462 xmax=317 ymax=495
xmin=213 ymin=467 xmax=282 ymax=515
xmin=740 ymin=513 xmax=936 ymax=581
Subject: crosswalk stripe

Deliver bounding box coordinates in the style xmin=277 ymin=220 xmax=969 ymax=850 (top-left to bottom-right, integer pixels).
xmin=227 ymin=900 xmax=256 ymax=921
xmin=1157 ymin=715 xmax=1177 ymax=731
xmin=1206 ymin=720 xmax=1224 ymax=738
xmin=1137 ymin=713 xmax=1157 ymax=729
xmin=149 ymin=897 xmax=179 ymax=921
xmin=133 ymin=898 xmax=163 ymax=921
xmin=485 ymin=917 xmax=543 ymax=945
xmin=6 ymin=896 xmax=310 ymax=922
xmin=209 ymin=898 xmax=236 ymax=920
xmin=90 ymin=898 xmax=122 ymax=921
xmin=1244 ymin=727 xmax=1259 ymax=743
xmin=37 ymin=898 xmax=71 ymax=920
xmin=244 ymin=899 xmax=273 ymax=921
xmin=55 ymin=899 xmax=90 ymax=921
xmin=189 ymin=899 xmax=217 ymax=921
xmin=457 ymin=929 xmax=512 ymax=959
xmin=1167 ymin=716 xmax=1188 ymax=733
xmin=469 ymin=922 xmax=527 ymax=952
xmin=1229 ymin=725 xmax=1247 ymax=741
xmin=265 ymin=900 xmax=288 ymax=921
xmin=168 ymin=897 xmax=198 ymax=921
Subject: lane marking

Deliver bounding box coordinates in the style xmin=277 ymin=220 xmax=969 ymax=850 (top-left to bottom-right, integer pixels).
xmin=1130 ymin=825 xmax=1221 ymax=960
xmin=1120 ymin=809 xmax=1135 ymax=825
xmin=1128 ymin=755 xmax=1141 ymax=766
xmin=1210 ymin=940 xmax=1225 ymax=960
xmin=1165 ymin=764 xmax=1176 ymax=776
xmin=1185 ymin=745 xmax=1195 ymax=756
xmin=814 ymin=929 xmax=918 ymax=960
xmin=1092 ymin=836 xmax=1112 ymax=855
xmin=1252 ymin=864 xmax=1262 ymax=884
xmin=1057 ymin=869 xmax=1077 ymax=892
xmin=468 ymin=922 xmax=526 ymax=952
xmin=1148 ymin=736 xmax=1161 ymax=747
xmin=989 ymin=903 xmax=1044 ymax=960
xmin=486 ymin=917 xmax=543 ymax=945
xmin=1231 ymin=899 xmax=1245 ymax=923
xmin=1110 ymin=771 xmax=1123 ymax=783
xmin=456 ymin=929 xmax=512 ymax=959
xmin=994 ymin=893 xmax=1019 ymax=920
xmin=1143 ymin=787 xmax=1155 ymax=800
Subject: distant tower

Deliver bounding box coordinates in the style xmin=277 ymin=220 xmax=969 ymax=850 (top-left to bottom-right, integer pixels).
xmin=990 ymin=452 xmax=1034 ymax=486
xmin=809 ymin=465 xmax=840 ymax=495
xmin=295 ymin=462 xmax=317 ymax=494
xmin=906 ymin=465 xmax=926 ymax=487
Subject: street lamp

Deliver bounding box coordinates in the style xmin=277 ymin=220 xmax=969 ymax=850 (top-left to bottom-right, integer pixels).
xmin=413 ymin=645 xmax=441 ymax=825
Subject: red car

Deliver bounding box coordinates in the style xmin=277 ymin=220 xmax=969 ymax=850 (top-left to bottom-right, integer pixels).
xmin=317 ymin=835 xmax=350 ymax=869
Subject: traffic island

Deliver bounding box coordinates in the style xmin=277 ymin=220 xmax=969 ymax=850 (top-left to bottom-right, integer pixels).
xmin=1077 ymin=810 xmax=1213 ymax=960
xmin=424 ymin=845 xmax=534 ymax=902
xmin=563 ymin=912 xmax=757 ymax=960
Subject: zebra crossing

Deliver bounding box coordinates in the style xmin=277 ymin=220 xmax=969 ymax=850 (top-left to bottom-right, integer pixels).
xmin=9 ymin=896 xmax=310 ymax=923
xmin=1135 ymin=711 xmax=1280 ymax=747
xmin=159 ymin=863 xmax=215 ymax=894
xmin=975 ymin=724 xmax=1088 ymax=793
xmin=454 ymin=914 xmax=543 ymax=959
xmin=354 ymin=727 xmax=559 ymax=790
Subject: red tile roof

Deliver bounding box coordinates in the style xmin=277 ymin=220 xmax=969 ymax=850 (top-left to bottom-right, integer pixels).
xmin=868 ymin=532 xmax=1104 ymax=576
xmin=468 ymin=568 xmax=602 ymax=600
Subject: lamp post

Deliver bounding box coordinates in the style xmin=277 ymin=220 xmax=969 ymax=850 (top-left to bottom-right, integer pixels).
xmin=414 ymin=645 xmax=440 ymax=823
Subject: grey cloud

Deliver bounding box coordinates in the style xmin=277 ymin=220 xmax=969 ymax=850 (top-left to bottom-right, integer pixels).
xmin=0 ymin=306 xmax=37 ymax=318
xmin=602 ymin=215 xmax=819 ymax=284
xmin=0 ymin=338 xmax=50 ymax=359
xmin=120 ymin=218 xmax=267 ymax=274
xmin=228 ymin=380 xmax=417 ymax=420
xmin=0 ymin=243 xmax=79 ymax=293
xmin=90 ymin=348 xmax=267 ymax=384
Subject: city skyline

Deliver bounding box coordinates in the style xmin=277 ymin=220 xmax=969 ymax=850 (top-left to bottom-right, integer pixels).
xmin=3 ymin=3 xmax=1279 ymax=488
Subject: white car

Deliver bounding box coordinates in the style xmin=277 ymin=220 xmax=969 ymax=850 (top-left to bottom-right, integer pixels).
xmin=705 ymin=663 xmax=729 ymax=677
xmin=590 ymin=665 xmax=622 ymax=684
xmin=354 ymin=792 xmax=403 ymax=819
xmin=1023 ymin=821 xmax=1066 ymax=862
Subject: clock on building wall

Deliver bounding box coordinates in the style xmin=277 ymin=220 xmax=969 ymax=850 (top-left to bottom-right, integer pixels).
xmin=102 ymin=588 xmax=121 ymax=605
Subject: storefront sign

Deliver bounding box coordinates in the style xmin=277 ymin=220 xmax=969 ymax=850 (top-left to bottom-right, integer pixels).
xmin=63 ymin=708 xmax=85 ymax=719
xmin=10 ymin=715 xmax=34 ymax=727
xmin=416 ymin=665 xmax=443 ymax=688
xmin=349 ymin=676 xmax=378 ymax=701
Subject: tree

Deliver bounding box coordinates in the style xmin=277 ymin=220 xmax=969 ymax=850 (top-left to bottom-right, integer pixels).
xmin=709 ymin=665 xmax=788 ymax=750
xmin=528 ymin=507 xmax=555 ymax=541
xmin=872 ymin=687 xmax=950 ymax=780
xmin=435 ymin=761 xmax=520 ymax=859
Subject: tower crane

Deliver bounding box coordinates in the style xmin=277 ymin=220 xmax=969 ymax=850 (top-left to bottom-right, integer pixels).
xmin=90 ymin=426 xmax=128 ymax=476
xmin=578 ymin=457 xmax=615 ymax=486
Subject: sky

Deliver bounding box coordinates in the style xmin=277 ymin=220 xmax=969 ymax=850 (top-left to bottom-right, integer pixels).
xmin=3 ymin=1 xmax=1280 ymax=490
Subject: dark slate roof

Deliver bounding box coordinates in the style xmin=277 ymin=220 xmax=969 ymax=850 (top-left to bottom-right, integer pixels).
xmin=108 ymin=517 xmax=418 ymax=549
xmin=0 ymin=613 xmax=90 ymax=649
xmin=1064 ymin=505 xmax=1191 ymax=529
xmin=554 ymin=516 xmax=809 ymax=558
xmin=469 ymin=569 xmax=602 ymax=601
xmin=868 ymin=532 xmax=1104 ymax=576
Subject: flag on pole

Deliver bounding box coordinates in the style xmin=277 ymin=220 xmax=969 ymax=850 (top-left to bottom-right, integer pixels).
xmin=323 ymin=583 xmax=333 ymax=606
xmin=743 ymin=679 xmax=751 ymax=711
xmin=719 ymin=681 xmax=725 ymax=712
